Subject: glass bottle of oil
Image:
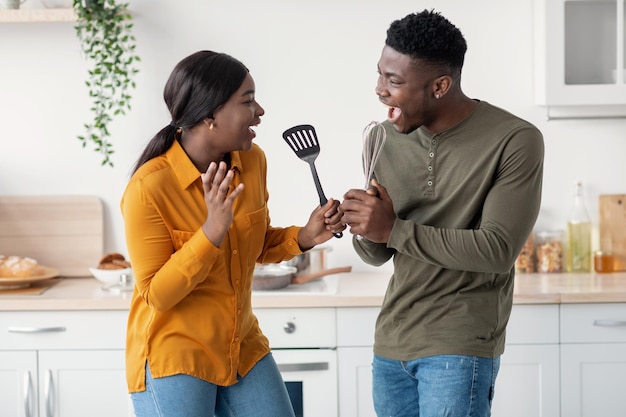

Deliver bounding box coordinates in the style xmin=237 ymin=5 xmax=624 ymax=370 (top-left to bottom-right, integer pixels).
xmin=566 ymin=181 xmax=592 ymax=272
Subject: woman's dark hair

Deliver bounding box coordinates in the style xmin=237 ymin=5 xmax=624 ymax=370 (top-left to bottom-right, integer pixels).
xmin=132 ymin=51 xmax=249 ymax=174
xmin=386 ymin=9 xmax=467 ymax=76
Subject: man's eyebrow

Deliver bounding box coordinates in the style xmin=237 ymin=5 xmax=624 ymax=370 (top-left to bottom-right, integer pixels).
xmin=377 ymin=64 xmax=398 ymax=78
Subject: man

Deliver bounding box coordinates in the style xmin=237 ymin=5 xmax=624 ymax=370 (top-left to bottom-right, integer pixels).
xmin=339 ymin=9 xmax=543 ymax=417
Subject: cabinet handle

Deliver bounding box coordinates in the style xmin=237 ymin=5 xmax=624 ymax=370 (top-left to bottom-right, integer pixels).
xmin=8 ymin=326 xmax=67 ymax=333
xmin=277 ymin=362 xmax=329 ymax=373
xmin=45 ymin=369 xmax=56 ymax=417
xmin=23 ymin=371 xmax=34 ymax=417
xmin=593 ymin=320 xmax=626 ymax=327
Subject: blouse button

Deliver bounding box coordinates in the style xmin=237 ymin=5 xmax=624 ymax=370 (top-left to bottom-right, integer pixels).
xmin=234 ymin=336 xmax=240 ymax=342
xmin=432 ymin=139 xmax=437 ymax=145
xmin=429 ymin=152 xmax=434 ymax=158
xmin=232 ymin=250 xmax=238 ymax=255
xmin=427 ymin=180 xmax=433 ymax=186
xmin=427 ymin=165 xmax=433 ymax=171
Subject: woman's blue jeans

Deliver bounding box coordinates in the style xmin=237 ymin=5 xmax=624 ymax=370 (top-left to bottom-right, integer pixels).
xmin=131 ymin=352 xmax=295 ymax=417
xmin=372 ymin=354 xmax=500 ymax=417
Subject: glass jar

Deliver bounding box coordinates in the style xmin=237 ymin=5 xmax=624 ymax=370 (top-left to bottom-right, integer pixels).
xmin=594 ymin=251 xmax=615 ymax=273
xmin=515 ymin=232 xmax=535 ymax=273
xmin=535 ymin=230 xmax=564 ymax=273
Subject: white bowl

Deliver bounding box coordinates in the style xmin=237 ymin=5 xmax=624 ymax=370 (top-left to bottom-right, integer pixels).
xmin=89 ymin=267 xmax=132 ymax=285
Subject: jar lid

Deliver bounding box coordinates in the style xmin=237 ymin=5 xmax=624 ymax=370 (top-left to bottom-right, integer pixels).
xmin=535 ymin=230 xmax=564 ymax=237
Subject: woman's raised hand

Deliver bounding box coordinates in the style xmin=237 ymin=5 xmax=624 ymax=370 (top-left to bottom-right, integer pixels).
xmin=201 ymin=161 xmax=245 ymax=247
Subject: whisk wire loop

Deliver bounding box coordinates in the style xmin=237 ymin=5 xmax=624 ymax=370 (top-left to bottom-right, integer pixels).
xmin=362 ymin=121 xmax=387 ymax=189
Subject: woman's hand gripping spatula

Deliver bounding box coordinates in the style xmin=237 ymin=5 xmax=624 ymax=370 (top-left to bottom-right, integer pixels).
xmin=282 ymin=124 xmax=342 ymax=238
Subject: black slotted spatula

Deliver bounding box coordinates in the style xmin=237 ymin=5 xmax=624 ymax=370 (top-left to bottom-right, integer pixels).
xmin=282 ymin=124 xmax=342 ymax=238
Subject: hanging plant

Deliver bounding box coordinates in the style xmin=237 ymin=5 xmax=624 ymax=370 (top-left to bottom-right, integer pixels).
xmin=73 ymin=0 xmax=140 ymax=167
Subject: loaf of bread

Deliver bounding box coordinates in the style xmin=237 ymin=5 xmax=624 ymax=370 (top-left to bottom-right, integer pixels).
xmin=97 ymin=253 xmax=131 ymax=270
xmin=0 ymin=255 xmax=46 ymax=278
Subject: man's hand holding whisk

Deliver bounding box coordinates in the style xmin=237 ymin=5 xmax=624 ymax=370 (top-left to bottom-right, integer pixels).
xmin=339 ymin=179 xmax=396 ymax=243
xmin=341 ymin=117 xmax=394 ymax=243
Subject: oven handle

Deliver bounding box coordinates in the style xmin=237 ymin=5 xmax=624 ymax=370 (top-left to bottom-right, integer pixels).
xmin=277 ymin=362 xmax=329 ymax=372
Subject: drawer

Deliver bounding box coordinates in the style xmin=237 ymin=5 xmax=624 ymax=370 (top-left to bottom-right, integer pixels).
xmin=337 ymin=305 xmax=561 ymax=347
xmin=506 ymin=304 xmax=559 ymax=345
xmin=254 ymin=308 xmax=336 ymax=349
xmin=0 ymin=310 xmax=128 ymax=350
xmin=337 ymin=307 xmax=379 ymax=347
xmin=561 ymin=303 xmax=626 ymax=343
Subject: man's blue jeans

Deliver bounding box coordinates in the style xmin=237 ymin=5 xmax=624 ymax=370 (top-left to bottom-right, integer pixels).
xmin=131 ymin=352 xmax=295 ymax=417
xmin=372 ymin=354 xmax=500 ymax=417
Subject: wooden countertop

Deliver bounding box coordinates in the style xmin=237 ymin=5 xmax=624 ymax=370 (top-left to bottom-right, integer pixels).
xmin=1 ymin=272 xmax=626 ymax=311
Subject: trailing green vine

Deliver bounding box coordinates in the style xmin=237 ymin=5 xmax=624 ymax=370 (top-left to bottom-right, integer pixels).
xmin=73 ymin=0 xmax=140 ymax=167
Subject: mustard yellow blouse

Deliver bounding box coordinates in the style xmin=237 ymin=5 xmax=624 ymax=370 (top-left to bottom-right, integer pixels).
xmin=121 ymin=140 xmax=303 ymax=392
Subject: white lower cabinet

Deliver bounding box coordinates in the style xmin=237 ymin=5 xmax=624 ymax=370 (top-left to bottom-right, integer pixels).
xmin=491 ymin=344 xmax=560 ymax=417
xmin=337 ymin=307 xmax=379 ymax=417
xmin=38 ymin=350 xmax=128 ymax=417
xmin=0 ymin=350 xmax=38 ymax=417
xmin=560 ymin=303 xmax=626 ymax=417
xmin=337 ymin=347 xmax=376 ymax=417
xmin=492 ymin=304 xmax=560 ymax=417
xmin=0 ymin=310 xmax=131 ymax=417
xmin=337 ymin=305 xmax=562 ymax=417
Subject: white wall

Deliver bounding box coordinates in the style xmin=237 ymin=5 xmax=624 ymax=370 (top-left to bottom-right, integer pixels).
xmin=2 ymin=0 xmax=625 ymax=273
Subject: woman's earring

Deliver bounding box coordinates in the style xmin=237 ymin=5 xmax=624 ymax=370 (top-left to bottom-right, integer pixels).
xmin=435 ymin=94 xmax=440 ymax=99
xmin=209 ymin=123 xmax=214 ymax=131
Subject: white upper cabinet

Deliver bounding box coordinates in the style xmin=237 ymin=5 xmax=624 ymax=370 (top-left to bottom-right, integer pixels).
xmin=534 ymin=0 xmax=626 ymax=117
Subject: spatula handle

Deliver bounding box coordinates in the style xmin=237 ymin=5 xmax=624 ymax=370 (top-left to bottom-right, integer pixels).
xmin=309 ymin=163 xmax=342 ymax=239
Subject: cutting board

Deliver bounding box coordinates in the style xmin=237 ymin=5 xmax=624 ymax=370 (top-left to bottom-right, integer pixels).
xmin=0 ymin=195 xmax=103 ymax=277
xmin=599 ymin=194 xmax=626 ymax=271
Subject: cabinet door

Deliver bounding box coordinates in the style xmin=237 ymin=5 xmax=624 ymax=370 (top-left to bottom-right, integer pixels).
xmin=491 ymin=344 xmax=560 ymax=417
xmin=535 ymin=0 xmax=626 ymax=107
xmin=0 ymin=351 xmax=38 ymax=417
xmin=337 ymin=347 xmax=376 ymax=417
xmin=38 ymin=350 xmax=130 ymax=417
xmin=561 ymin=343 xmax=626 ymax=417
xmin=336 ymin=307 xmax=379 ymax=347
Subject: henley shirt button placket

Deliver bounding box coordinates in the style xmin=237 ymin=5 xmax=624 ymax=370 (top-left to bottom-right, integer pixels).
xmin=427 ymin=139 xmax=436 ymax=189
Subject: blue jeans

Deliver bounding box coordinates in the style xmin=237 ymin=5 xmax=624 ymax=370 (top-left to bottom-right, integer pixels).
xmin=372 ymin=354 xmax=500 ymax=417
xmin=131 ymin=352 xmax=295 ymax=417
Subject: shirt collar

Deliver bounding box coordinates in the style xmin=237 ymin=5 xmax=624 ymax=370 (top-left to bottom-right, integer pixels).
xmin=166 ymin=139 xmax=244 ymax=190
xmin=230 ymin=149 xmax=243 ymax=174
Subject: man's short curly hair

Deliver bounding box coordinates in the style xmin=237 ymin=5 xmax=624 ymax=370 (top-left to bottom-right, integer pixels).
xmin=386 ymin=9 xmax=467 ymax=73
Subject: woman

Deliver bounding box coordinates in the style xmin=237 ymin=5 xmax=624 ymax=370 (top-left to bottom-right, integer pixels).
xmin=121 ymin=50 xmax=345 ymax=417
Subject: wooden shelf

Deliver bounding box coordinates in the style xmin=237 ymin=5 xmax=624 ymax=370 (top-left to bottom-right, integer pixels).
xmin=0 ymin=8 xmax=76 ymax=22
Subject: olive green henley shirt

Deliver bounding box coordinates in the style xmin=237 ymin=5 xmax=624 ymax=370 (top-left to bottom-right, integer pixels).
xmin=355 ymin=101 xmax=544 ymax=360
